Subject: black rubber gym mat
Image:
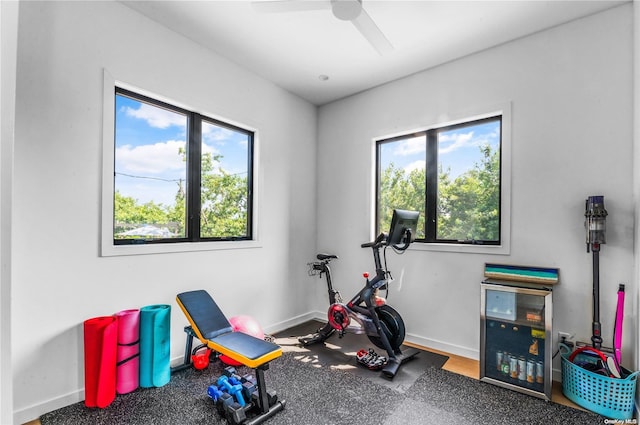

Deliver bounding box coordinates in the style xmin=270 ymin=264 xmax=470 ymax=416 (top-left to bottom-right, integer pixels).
xmin=273 ymin=320 xmax=449 ymax=394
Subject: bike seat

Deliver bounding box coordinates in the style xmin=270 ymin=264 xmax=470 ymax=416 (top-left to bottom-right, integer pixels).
xmin=317 ymin=253 xmax=338 ymax=261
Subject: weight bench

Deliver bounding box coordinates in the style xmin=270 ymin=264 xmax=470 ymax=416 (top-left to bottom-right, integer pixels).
xmin=176 ymin=290 xmax=285 ymax=425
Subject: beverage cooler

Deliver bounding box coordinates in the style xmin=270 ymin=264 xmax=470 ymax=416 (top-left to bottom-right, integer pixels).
xmin=480 ymin=275 xmax=554 ymax=401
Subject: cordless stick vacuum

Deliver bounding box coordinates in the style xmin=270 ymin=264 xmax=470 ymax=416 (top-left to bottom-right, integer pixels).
xmin=585 ymin=195 xmax=607 ymax=350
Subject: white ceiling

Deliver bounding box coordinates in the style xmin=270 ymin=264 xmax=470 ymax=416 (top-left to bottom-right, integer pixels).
xmin=122 ymin=0 xmax=628 ymax=106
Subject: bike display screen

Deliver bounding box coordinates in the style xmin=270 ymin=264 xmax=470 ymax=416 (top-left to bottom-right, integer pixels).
xmin=387 ymin=209 xmax=419 ymax=247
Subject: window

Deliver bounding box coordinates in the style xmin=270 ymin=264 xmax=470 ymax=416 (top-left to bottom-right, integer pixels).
xmin=376 ymin=115 xmax=502 ymax=246
xmin=113 ymin=87 xmax=253 ymax=245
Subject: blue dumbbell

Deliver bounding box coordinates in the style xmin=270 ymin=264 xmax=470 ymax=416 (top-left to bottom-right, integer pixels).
xmin=217 ymin=375 xmax=245 ymax=407
xmin=207 ymin=384 xmax=224 ymax=402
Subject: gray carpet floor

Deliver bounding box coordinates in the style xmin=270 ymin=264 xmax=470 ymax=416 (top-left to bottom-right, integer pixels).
xmin=40 ymin=321 xmax=606 ymax=425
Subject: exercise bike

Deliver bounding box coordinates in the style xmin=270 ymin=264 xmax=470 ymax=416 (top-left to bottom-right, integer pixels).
xmin=299 ymin=209 xmax=420 ymax=379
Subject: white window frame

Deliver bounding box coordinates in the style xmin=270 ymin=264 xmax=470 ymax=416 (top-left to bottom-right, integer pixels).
xmin=372 ymin=102 xmax=512 ymax=255
xmin=101 ymin=69 xmax=262 ymax=256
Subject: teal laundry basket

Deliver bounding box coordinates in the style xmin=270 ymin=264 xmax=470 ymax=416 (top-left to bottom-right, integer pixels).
xmin=561 ymin=345 xmax=638 ymax=420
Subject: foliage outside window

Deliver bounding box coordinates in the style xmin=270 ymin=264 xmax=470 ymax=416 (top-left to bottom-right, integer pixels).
xmin=377 ymin=116 xmax=501 ymax=245
xmin=114 ymin=87 xmax=253 ymax=244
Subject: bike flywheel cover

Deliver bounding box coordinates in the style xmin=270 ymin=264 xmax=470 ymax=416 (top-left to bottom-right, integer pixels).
xmin=328 ymin=303 xmax=350 ymax=330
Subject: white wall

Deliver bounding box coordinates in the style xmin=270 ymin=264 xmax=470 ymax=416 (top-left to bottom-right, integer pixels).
xmin=317 ymin=4 xmax=634 ymax=370
xmin=12 ymin=1 xmax=317 ymax=423
xmin=1 ymin=1 xmax=18 ymax=424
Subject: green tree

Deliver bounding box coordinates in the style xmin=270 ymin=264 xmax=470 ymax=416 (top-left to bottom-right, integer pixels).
xmin=114 ymin=191 xmax=174 ymax=238
xmin=167 ymin=179 xmax=186 ymax=236
xmin=199 ymin=151 xmax=249 ymax=238
xmin=379 ymin=164 xmax=426 ymax=238
xmin=379 ymin=143 xmax=499 ymax=241
xmin=438 ymin=144 xmax=499 ymax=241
xmin=114 ymin=146 xmax=249 ymax=240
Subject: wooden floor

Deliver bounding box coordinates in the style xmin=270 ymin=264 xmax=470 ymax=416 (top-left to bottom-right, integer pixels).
xmin=22 ymin=344 xmax=581 ymax=425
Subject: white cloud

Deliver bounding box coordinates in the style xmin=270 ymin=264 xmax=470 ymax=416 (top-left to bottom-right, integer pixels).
xmin=124 ymin=104 xmax=186 ymax=129
xmin=202 ymin=123 xmax=234 ymax=144
xmin=404 ymin=160 xmax=426 ymax=174
xmin=393 ymin=135 xmax=426 ymax=156
xmin=116 ymin=140 xmax=186 ymax=175
xmin=439 ymin=131 xmax=476 ymax=155
xmin=439 ymin=130 xmax=499 ymax=155
xmin=201 ymin=140 xmax=219 ymax=157
xmin=202 ymin=123 xmax=249 ymax=150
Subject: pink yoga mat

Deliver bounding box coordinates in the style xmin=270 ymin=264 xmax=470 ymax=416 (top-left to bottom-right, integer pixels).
xmin=84 ymin=316 xmax=118 ymax=408
xmin=115 ymin=309 xmax=140 ymax=394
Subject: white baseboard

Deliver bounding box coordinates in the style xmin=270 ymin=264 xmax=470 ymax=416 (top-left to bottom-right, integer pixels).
xmin=405 ymin=331 xmax=479 ymax=361
xmin=263 ymin=311 xmax=320 ymax=335
xmin=14 ymin=389 xmax=84 ymax=425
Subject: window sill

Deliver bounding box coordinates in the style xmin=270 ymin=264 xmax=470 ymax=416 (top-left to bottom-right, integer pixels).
xmin=410 ymin=241 xmax=510 ymax=255
xmin=101 ymin=239 xmax=262 ymax=257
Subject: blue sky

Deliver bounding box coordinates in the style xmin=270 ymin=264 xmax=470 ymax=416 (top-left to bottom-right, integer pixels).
xmin=115 ymin=95 xmax=249 ymax=207
xmin=379 ymin=119 xmax=500 ymax=179
xmin=116 ymin=94 xmax=498 ymax=207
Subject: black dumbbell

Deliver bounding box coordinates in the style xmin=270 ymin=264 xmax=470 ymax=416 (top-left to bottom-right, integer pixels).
xmin=216 ymin=392 xmax=234 ymax=416
xmin=241 ymin=374 xmax=256 ymax=385
xmin=242 ymin=380 xmax=257 ymax=402
xmin=223 ymin=366 xmax=237 ymax=377
xmin=225 ymin=402 xmax=247 ymax=425
xmin=250 ymin=388 xmax=278 ymax=408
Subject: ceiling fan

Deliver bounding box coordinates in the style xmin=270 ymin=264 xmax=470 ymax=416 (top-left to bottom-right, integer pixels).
xmin=252 ymin=0 xmax=393 ymax=55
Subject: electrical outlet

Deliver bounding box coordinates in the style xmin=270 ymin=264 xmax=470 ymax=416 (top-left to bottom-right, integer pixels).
xmin=558 ymin=332 xmax=575 ymax=351
xmin=558 ymin=332 xmax=573 ymax=341
xmin=558 ymin=332 xmax=573 ymax=342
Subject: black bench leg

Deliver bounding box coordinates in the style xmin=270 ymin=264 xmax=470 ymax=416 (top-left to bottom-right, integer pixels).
xmin=171 ymin=326 xmax=196 ymax=373
xmin=256 ymin=364 xmax=270 ymax=414
xmin=244 ymin=363 xmax=285 ymax=425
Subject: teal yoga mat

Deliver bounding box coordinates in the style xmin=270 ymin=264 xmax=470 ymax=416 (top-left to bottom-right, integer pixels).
xmin=139 ymin=304 xmax=171 ymax=388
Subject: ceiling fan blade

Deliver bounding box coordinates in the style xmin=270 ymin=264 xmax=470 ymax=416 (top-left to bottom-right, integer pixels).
xmin=252 ymin=1 xmax=330 ymax=14
xmin=351 ymin=7 xmax=393 ymax=55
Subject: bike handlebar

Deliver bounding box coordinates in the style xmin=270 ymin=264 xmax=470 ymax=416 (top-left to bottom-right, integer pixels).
xmin=361 ymin=232 xmax=387 ymax=249
xmin=361 ymin=229 xmax=413 ymax=251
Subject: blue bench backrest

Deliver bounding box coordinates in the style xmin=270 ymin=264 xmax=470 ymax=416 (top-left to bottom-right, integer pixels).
xmin=177 ymin=290 xmax=233 ymax=340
